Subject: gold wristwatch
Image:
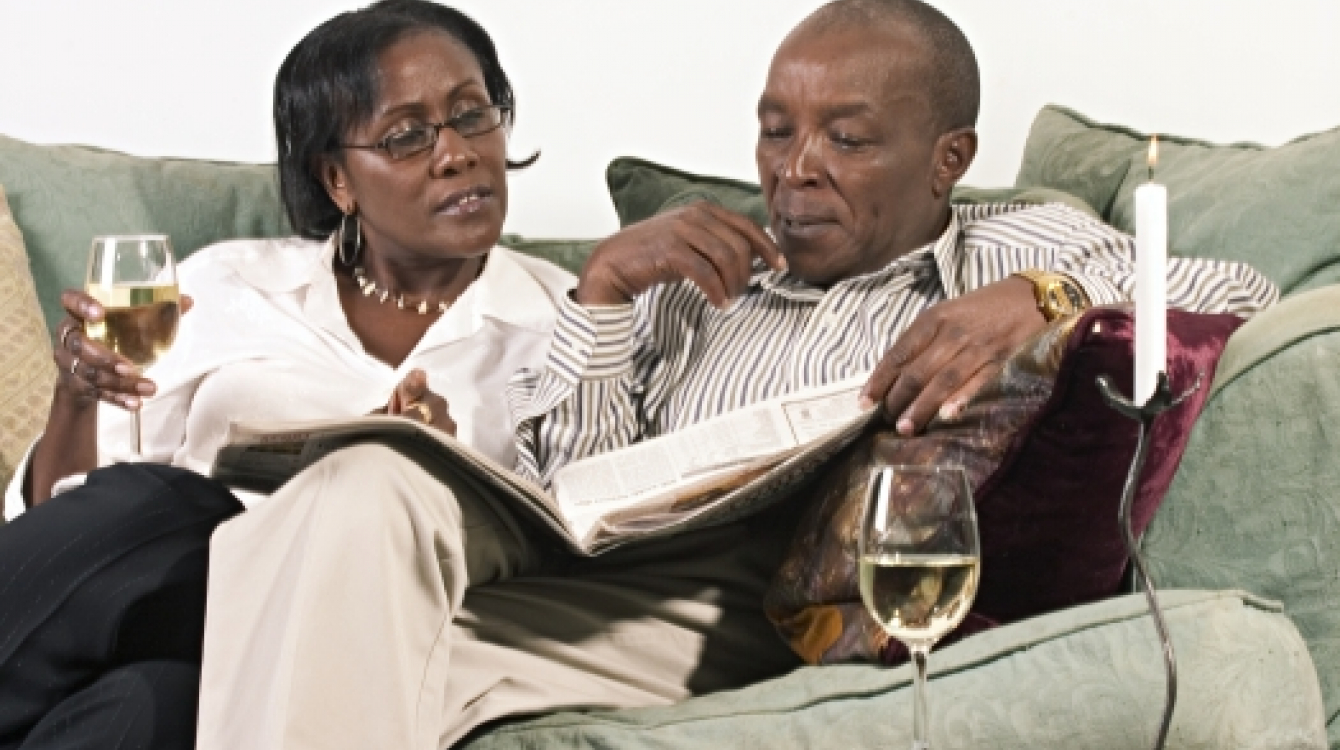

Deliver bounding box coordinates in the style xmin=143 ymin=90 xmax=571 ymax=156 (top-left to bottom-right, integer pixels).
xmin=1013 ymin=269 xmax=1089 ymax=322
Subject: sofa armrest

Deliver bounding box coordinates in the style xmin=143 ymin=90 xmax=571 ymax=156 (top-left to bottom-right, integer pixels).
xmin=1144 ymin=284 xmax=1340 ymax=744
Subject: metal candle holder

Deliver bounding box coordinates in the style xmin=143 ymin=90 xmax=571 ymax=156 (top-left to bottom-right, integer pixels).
xmin=1094 ymin=370 xmax=1201 ymax=750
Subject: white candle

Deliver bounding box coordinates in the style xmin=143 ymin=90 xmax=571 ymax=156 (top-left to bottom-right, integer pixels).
xmin=1133 ymin=136 xmax=1167 ymax=404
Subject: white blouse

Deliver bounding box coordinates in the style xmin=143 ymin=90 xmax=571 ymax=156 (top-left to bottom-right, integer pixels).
xmin=4 ymin=237 xmax=574 ymax=521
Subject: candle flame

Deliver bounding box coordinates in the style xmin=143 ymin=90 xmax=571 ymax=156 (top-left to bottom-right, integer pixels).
xmin=1147 ymin=135 xmax=1160 ymax=168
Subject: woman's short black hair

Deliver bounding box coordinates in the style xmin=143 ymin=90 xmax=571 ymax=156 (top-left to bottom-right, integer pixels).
xmin=275 ymin=0 xmax=532 ymax=240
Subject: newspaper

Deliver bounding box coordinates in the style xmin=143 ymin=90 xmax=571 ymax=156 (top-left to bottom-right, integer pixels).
xmin=211 ymin=375 xmax=877 ymax=555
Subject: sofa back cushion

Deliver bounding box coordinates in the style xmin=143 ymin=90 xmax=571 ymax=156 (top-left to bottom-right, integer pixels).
xmin=0 ymin=134 xmax=293 ymax=335
xmin=0 ymin=184 xmax=56 ymax=499
xmin=1015 ymin=105 xmax=1340 ymax=297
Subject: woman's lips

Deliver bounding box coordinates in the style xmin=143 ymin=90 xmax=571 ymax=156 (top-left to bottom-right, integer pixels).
xmin=435 ymin=186 xmax=494 ymax=216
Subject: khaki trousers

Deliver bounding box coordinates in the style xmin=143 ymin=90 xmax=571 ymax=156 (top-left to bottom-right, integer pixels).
xmin=195 ymin=445 xmax=800 ymax=750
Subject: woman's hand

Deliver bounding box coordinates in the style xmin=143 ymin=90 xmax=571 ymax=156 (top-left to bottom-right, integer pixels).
xmin=383 ymin=369 xmax=457 ymax=436
xmin=52 ymin=289 xmax=195 ymax=411
xmin=26 ymin=290 xmax=194 ymax=507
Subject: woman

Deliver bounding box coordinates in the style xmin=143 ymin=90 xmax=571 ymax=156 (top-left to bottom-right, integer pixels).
xmin=0 ymin=2 xmax=572 ymax=747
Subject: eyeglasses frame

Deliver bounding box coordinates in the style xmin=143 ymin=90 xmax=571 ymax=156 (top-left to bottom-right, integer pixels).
xmin=339 ymin=104 xmax=512 ymax=161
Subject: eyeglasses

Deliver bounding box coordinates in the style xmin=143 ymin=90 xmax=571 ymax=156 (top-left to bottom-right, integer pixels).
xmin=341 ymin=105 xmax=511 ymax=161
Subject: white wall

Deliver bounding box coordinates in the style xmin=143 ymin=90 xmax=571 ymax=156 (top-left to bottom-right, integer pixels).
xmin=1 ymin=0 xmax=1336 ymax=239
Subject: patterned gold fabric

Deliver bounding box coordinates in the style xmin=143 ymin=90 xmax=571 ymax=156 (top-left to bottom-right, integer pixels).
xmin=0 ymin=184 xmax=55 ymax=507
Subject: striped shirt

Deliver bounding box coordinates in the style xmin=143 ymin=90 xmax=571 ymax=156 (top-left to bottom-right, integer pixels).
xmin=507 ymin=202 xmax=1278 ymax=488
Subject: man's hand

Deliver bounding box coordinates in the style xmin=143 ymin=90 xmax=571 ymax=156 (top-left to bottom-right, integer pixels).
xmin=576 ymin=202 xmax=787 ymax=308
xmin=861 ymin=276 xmax=1046 ymax=435
xmin=382 ymin=369 xmax=457 ymax=436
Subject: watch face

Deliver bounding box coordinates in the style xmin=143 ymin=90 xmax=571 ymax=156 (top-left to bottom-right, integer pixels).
xmin=1045 ymin=284 xmax=1077 ymax=314
xmin=1059 ymin=283 xmax=1084 ymax=309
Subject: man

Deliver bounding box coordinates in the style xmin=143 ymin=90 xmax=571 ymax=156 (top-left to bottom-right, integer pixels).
xmin=196 ymin=2 xmax=1277 ymax=748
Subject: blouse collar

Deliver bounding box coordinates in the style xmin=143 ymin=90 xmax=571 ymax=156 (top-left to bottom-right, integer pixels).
xmin=221 ymin=235 xmax=562 ymax=354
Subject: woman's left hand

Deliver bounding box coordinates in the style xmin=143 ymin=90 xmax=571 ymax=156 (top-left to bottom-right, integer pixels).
xmin=383 ymin=368 xmax=457 ymax=435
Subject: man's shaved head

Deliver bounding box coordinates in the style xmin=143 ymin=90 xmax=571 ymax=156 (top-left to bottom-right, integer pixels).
xmin=797 ymin=0 xmax=979 ymax=133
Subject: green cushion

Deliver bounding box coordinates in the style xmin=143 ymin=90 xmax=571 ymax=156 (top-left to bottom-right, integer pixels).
xmin=0 ymin=134 xmax=292 ymax=335
xmin=496 ymin=234 xmax=596 ymax=276
xmin=465 ymin=590 xmax=1323 ymax=749
xmin=606 ymin=156 xmax=770 ymax=228
xmin=1143 ymin=285 xmax=1340 ymax=746
xmin=1015 ymin=105 xmax=1340 ymax=296
xmin=605 ymin=155 xmax=1098 ymax=230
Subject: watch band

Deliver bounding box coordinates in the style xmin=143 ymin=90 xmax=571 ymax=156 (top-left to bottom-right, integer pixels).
xmin=1013 ymin=269 xmax=1090 ymax=322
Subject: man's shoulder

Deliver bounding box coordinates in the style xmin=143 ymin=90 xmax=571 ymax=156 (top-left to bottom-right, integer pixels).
xmin=958 ymin=202 xmax=1128 ymax=249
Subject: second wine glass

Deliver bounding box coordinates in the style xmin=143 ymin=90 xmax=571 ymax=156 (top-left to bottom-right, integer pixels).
xmin=858 ymin=463 xmax=980 ymax=750
xmin=84 ymin=234 xmax=180 ymax=456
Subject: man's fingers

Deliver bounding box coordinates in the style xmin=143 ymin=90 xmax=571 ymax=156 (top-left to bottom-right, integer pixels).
xmin=677 ymin=217 xmax=753 ymax=303
xmin=686 ymin=210 xmax=755 ymax=294
xmin=703 ymin=203 xmax=785 ymax=271
xmin=877 ymin=327 xmax=966 ymax=434
xmin=665 ymin=247 xmax=731 ymax=308
xmin=890 ymin=356 xmax=972 ymax=435
xmin=862 ymin=318 xmax=938 ymax=409
xmin=937 ymin=362 xmax=998 ymax=423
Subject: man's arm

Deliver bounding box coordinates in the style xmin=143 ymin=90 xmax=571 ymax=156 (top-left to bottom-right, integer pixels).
xmin=862 ymin=203 xmax=1280 ymax=436
xmin=507 ymin=293 xmax=654 ymax=489
xmin=508 ymin=202 xmax=784 ymax=489
xmin=1038 ymin=205 xmax=1279 ymax=317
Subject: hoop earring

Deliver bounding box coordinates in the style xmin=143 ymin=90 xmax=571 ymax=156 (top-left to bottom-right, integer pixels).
xmin=336 ymin=212 xmax=362 ymax=267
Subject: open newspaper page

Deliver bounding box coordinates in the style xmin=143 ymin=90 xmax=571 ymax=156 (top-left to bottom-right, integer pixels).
xmin=211 ymin=415 xmax=586 ymax=549
xmin=211 ymin=375 xmax=876 ymax=555
xmin=550 ymin=374 xmax=876 ymax=550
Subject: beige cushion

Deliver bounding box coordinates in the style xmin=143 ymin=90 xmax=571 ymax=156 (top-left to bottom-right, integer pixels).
xmin=0 ymin=184 xmax=55 ymax=504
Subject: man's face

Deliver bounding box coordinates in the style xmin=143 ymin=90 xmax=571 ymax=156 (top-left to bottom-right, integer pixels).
xmin=756 ymin=24 xmax=944 ymax=287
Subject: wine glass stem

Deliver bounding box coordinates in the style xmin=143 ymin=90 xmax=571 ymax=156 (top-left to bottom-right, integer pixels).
xmin=131 ymin=410 xmax=142 ymax=457
xmin=910 ymin=644 xmax=931 ymax=750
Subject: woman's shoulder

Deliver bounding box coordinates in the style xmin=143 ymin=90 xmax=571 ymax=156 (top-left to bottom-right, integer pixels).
xmin=178 ymin=236 xmax=329 ymax=293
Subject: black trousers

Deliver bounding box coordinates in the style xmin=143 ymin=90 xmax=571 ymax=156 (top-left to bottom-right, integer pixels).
xmin=0 ymin=463 xmax=243 ymax=750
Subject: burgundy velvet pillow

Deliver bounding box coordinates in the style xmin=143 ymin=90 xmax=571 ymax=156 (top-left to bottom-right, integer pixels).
xmin=766 ymin=306 xmax=1243 ymax=664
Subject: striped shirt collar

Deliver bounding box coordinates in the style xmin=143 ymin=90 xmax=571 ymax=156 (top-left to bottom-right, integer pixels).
xmin=755 ymin=208 xmax=962 ymax=302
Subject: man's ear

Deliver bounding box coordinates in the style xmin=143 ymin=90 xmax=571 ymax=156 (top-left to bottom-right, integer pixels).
xmin=931 ymin=128 xmax=978 ymax=199
xmin=317 ymin=153 xmax=356 ymax=215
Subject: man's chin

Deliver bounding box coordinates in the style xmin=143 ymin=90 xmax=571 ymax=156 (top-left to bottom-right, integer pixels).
xmin=777 ymin=236 xmax=855 ymax=288
xmin=780 ymin=254 xmax=850 ymax=289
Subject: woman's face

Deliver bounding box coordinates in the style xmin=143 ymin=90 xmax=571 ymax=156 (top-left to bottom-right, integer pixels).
xmin=323 ymin=30 xmax=508 ymax=263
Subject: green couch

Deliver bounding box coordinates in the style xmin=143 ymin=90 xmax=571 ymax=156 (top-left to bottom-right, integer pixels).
xmin=1 ymin=105 xmax=1334 ymax=748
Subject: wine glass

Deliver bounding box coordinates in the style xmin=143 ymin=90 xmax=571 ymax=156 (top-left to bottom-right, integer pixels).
xmin=858 ymin=464 xmax=980 ymax=750
xmin=84 ymin=235 xmax=180 ymax=456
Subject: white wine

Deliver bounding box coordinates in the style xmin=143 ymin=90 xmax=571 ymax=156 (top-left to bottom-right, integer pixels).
xmin=859 ymin=553 xmax=980 ymax=644
xmin=85 ymin=284 xmax=180 ymax=367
